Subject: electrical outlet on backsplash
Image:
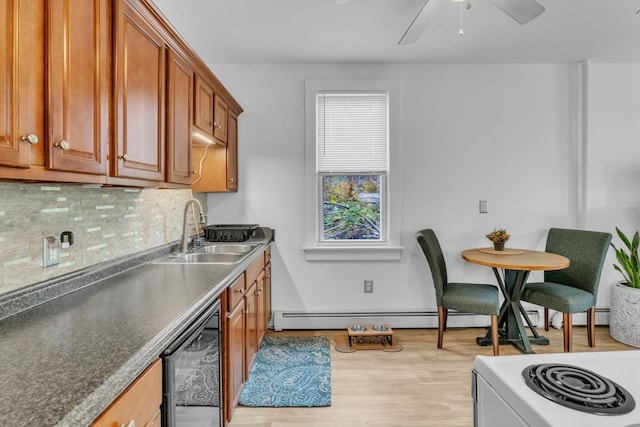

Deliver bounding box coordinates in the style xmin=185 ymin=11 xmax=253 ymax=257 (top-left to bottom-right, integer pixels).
xmin=0 ymin=182 xmax=206 ymax=296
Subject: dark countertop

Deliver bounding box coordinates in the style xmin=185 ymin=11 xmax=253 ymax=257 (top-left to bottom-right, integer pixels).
xmin=0 ymin=228 xmax=273 ymax=427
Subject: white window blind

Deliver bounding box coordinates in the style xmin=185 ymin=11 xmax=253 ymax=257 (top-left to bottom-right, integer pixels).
xmin=316 ymin=91 xmax=389 ymax=173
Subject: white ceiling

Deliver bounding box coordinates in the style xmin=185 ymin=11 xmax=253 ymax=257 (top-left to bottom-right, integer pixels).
xmin=151 ymin=0 xmax=640 ymax=64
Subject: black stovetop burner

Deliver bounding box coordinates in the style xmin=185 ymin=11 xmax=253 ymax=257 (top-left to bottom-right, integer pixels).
xmin=522 ymin=363 xmax=636 ymax=415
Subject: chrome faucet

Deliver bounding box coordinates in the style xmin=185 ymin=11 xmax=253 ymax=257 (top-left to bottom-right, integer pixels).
xmin=181 ymin=198 xmax=205 ymax=252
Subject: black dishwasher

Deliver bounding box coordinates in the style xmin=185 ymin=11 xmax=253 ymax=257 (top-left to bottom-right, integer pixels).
xmin=162 ymin=300 xmax=222 ymax=427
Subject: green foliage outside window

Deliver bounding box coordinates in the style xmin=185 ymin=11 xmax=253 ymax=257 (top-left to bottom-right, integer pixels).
xmin=322 ymin=175 xmax=381 ymax=240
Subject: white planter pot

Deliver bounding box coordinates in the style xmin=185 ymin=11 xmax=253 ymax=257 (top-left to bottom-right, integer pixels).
xmin=609 ymin=281 xmax=640 ymax=347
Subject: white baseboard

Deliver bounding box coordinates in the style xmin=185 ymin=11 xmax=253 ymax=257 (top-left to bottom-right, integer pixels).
xmin=272 ymin=310 xmax=540 ymax=331
xmin=546 ymin=307 xmax=610 ymax=328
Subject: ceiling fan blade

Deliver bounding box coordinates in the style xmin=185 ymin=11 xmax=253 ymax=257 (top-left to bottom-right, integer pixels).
xmin=490 ymin=0 xmax=545 ymax=25
xmin=398 ymin=0 xmax=446 ymax=45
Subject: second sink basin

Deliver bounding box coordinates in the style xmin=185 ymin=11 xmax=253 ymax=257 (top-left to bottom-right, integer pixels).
xmin=201 ymin=244 xmax=259 ymax=254
xmin=154 ymin=252 xmax=245 ymax=264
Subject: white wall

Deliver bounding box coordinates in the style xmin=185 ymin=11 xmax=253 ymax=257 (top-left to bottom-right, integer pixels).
xmin=587 ymin=62 xmax=640 ymax=306
xmin=202 ymin=62 xmax=640 ymax=326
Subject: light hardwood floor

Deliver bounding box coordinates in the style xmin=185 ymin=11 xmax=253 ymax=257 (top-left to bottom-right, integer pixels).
xmin=228 ymin=326 xmax=634 ymax=427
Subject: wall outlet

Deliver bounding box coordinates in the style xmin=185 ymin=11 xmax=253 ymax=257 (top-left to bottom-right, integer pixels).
xmin=364 ymin=280 xmax=373 ymax=293
xmin=44 ymin=236 xmax=60 ymax=268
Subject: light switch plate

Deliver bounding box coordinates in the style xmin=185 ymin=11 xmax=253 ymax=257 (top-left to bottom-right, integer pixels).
xmin=479 ymin=200 xmax=488 ymax=214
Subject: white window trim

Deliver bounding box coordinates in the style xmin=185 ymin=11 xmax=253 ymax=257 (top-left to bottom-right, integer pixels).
xmin=303 ymin=80 xmax=403 ymax=261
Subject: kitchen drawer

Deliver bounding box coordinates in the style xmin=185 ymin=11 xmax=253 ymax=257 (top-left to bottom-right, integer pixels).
xmin=227 ymin=273 xmax=245 ymax=311
xmin=246 ymin=254 xmax=265 ymax=285
xmin=91 ymin=358 xmax=162 ymax=427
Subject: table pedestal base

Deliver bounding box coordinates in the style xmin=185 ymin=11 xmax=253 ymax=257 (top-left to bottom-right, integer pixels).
xmin=476 ymin=334 xmax=549 ymax=354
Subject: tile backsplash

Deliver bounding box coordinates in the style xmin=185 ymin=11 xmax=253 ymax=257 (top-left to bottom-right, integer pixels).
xmin=0 ymin=183 xmax=206 ymax=295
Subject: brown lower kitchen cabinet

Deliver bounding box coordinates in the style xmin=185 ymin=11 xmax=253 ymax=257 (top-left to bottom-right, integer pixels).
xmin=223 ymin=247 xmax=272 ymax=423
xmin=224 ymin=273 xmax=246 ymax=420
xmin=91 ymin=358 xmax=162 ymax=427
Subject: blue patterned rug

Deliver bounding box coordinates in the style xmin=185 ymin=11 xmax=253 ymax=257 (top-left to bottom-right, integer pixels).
xmin=239 ymin=335 xmax=332 ymax=407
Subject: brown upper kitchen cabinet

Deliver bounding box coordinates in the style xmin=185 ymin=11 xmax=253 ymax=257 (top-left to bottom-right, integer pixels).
xmin=1 ymin=0 xmax=241 ymax=188
xmin=191 ymin=109 xmax=239 ymax=193
xmin=194 ymin=74 xmax=215 ymax=137
xmin=213 ymin=96 xmax=228 ymax=145
xmin=226 ymin=111 xmax=239 ymax=190
xmin=166 ymin=48 xmax=193 ymax=185
xmin=0 ymin=0 xmax=108 ymax=183
xmin=112 ymin=0 xmax=166 ymax=184
xmin=0 ymin=0 xmax=44 ymax=170
xmin=47 ymin=0 xmax=110 ymax=176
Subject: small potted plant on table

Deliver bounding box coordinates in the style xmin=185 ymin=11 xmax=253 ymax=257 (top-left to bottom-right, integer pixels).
xmin=610 ymin=227 xmax=640 ymax=347
xmin=486 ymin=228 xmax=510 ymax=251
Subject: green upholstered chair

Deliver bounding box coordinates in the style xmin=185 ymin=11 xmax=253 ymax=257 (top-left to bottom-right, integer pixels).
xmin=521 ymin=228 xmax=612 ymax=352
xmin=416 ymin=229 xmax=500 ymax=356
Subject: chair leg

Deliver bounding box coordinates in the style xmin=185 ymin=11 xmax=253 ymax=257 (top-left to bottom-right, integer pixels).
xmin=443 ymin=308 xmax=448 ymax=332
xmin=563 ymin=313 xmax=572 ymax=352
xmin=491 ymin=314 xmax=499 ymax=356
xmin=437 ymin=306 xmax=445 ymax=349
xmin=587 ymin=306 xmax=595 ymax=347
xmin=544 ymin=307 xmax=549 ymax=331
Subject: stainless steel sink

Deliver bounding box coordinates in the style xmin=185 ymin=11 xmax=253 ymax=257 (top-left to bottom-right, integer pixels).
xmin=201 ymin=244 xmax=259 ymax=254
xmin=153 ymin=252 xmax=245 ymax=265
xmin=153 ymin=241 xmax=260 ymax=265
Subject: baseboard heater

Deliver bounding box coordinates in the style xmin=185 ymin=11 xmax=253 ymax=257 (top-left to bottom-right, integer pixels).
xmin=273 ymin=310 xmax=540 ymax=331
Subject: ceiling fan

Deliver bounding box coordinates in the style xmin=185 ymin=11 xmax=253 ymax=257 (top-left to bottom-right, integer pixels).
xmin=398 ymin=0 xmax=545 ymax=45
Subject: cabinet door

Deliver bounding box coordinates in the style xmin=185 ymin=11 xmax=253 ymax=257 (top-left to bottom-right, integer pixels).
xmin=0 ymin=0 xmax=44 ymax=168
xmin=244 ymin=280 xmax=259 ymax=373
xmin=92 ymin=359 xmax=162 ymax=427
xmin=47 ymin=0 xmax=108 ymax=175
xmin=256 ymin=270 xmax=267 ymax=344
xmin=264 ymin=260 xmax=272 ymax=333
xmin=113 ymin=0 xmax=165 ymax=181
xmin=225 ymin=298 xmax=245 ymax=422
xmin=226 ymin=111 xmax=238 ymax=191
xmin=166 ymin=48 xmax=193 ymax=185
xmin=194 ymin=74 xmax=214 ymax=135
xmin=213 ymin=95 xmax=228 ymax=144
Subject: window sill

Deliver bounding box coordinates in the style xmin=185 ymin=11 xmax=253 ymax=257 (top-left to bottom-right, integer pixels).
xmin=303 ymin=245 xmax=403 ymax=261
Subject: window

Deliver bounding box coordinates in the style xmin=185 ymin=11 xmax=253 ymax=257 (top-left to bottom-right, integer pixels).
xmin=317 ymin=91 xmax=388 ymax=242
xmin=304 ymin=80 xmax=402 ymax=261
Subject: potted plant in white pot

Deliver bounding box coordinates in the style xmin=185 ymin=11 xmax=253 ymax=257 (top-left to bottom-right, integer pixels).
xmin=609 ymin=227 xmax=640 ymax=347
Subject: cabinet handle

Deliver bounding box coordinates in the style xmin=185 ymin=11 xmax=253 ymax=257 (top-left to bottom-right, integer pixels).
xmin=234 ymin=288 xmax=243 ymax=293
xmin=244 ymin=309 xmax=248 ymax=314
xmin=21 ymin=133 xmax=38 ymax=145
xmin=214 ymin=122 xmax=220 ymax=129
xmin=229 ymin=178 xmax=235 ymax=183
xmin=117 ymin=154 xmax=128 ymax=160
xmin=120 ymin=421 xmax=136 ymax=427
xmin=54 ymin=140 xmax=70 ymax=151
xmin=191 ymin=169 xmax=197 ymax=175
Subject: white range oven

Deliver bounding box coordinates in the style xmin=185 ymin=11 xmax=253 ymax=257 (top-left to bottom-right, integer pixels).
xmin=472 ymin=350 xmax=640 ymax=427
